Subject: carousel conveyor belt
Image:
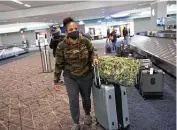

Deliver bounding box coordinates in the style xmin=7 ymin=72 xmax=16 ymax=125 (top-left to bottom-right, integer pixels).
xmin=0 ymin=49 xmax=38 ymax=66
xmin=129 ymin=35 xmax=176 ymax=78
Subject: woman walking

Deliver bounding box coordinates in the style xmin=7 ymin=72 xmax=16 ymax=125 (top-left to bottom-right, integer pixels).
xmin=54 ymin=17 xmax=98 ymax=130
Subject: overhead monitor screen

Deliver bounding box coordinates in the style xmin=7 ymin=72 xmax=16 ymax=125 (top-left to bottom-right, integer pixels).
xmin=157 ymin=18 xmax=165 ymax=27
xmin=60 ymin=27 xmax=66 ymax=34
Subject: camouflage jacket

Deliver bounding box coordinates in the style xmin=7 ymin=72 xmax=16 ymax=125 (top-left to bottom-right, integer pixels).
xmin=54 ymin=34 xmax=95 ymax=83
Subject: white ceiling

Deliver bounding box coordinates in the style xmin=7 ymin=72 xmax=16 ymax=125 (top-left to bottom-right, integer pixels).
xmin=0 ymin=1 xmax=176 ymax=25
xmin=0 ymin=1 xmax=81 ymax=12
xmin=0 ymin=1 xmax=153 ymax=24
xmin=23 ymin=1 xmax=82 ymax=8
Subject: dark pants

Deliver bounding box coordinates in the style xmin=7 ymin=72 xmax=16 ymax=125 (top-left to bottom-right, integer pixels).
xmin=64 ymin=72 xmax=93 ymax=124
xmin=112 ymin=41 xmax=116 ymax=52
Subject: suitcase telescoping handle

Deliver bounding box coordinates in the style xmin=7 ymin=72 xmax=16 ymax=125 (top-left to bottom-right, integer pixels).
xmin=93 ymin=64 xmax=101 ymax=89
xmin=148 ymin=68 xmax=158 ymax=74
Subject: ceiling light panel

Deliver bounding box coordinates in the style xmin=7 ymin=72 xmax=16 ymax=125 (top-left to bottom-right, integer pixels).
xmin=79 ymin=21 xmax=84 ymax=25
xmin=11 ymin=0 xmax=23 ymax=5
xmin=24 ymin=4 xmax=31 ymax=8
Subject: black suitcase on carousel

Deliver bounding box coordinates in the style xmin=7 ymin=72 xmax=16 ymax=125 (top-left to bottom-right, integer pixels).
xmin=92 ymin=65 xmax=130 ymax=130
xmin=117 ymin=44 xmax=133 ymax=57
xmin=139 ymin=68 xmax=164 ymax=98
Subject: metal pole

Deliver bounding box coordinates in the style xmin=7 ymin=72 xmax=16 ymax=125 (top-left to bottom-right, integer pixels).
xmin=44 ymin=45 xmax=48 ymax=72
xmin=38 ymin=41 xmax=44 ymax=72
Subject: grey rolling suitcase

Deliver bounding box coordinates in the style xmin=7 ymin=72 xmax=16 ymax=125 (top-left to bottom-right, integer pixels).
xmin=139 ymin=68 xmax=164 ymax=98
xmin=105 ymin=43 xmax=112 ymax=54
xmin=135 ymin=59 xmax=152 ymax=88
xmin=92 ymin=65 xmax=130 ymax=130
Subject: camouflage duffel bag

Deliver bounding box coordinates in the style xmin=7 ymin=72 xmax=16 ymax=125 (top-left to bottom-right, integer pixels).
xmin=98 ymin=56 xmax=140 ymax=87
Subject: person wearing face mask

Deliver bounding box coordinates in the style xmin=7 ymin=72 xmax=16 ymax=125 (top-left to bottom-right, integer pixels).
xmin=54 ymin=17 xmax=98 ymax=130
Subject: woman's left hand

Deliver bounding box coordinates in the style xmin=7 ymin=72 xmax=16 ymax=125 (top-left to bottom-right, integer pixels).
xmin=93 ymin=58 xmax=99 ymax=65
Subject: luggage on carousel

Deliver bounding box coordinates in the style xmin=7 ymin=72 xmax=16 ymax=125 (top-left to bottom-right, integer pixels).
xmin=116 ymin=44 xmax=133 ymax=57
xmin=139 ymin=68 xmax=164 ymax=98
xmin=92 ymin=65 xmax=130 ymax=130
xmin=135 ymin=59 xmax=152 ymax=88
xmin=120 ymin=45 xmax=132 ymax=57
xmin=139 ymin=59 xmax=152 ymax=69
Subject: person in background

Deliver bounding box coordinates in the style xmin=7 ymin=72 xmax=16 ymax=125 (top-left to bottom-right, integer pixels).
xmin=80 ymin=31 xmax=92 ymax=41
xmin=109 ymin=29 xmax=117 ymax=52
xmin=106 ymin=28 xmax=110 ymax=43
xmin=50 ymin=26 xmax=65 ymax=57
xmin=123 ymin=27 xmax=128 ymax=40
xmin=22 ymin=35 xmax=29 ymax=48
xmin=54 ymin=17 xmax=98 ymax=130
xmin=80 ymin=31 xmax=98 ymax=51
xmin=50 ymin=26 xmax=65 ymax=83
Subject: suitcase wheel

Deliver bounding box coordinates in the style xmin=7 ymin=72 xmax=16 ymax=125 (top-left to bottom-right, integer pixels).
xmin=160 ymin=96 xmax=164 ymax=100
xmin=121 ymin=125 xmax=130 ymax=130
xmin=159 ymin=95 xmax=164 ymax=100
xmin=139 ymin=87 xmax=142 ymax=95
xmin=95 ymin=118 xmax=98 ymax=123
xmin=143 ymin=97 xmax=147 ymax=100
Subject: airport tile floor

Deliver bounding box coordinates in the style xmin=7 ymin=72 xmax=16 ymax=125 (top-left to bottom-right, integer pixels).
xmin=0 ymin=53 xmax=104 ymax=130
xmin=0 ymin=40 xmax=176 ymax=130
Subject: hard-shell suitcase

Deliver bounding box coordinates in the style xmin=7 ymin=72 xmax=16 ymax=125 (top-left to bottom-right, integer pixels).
xmin=116 ymin=46 xmax=121 ymax=57
xmin=105 ymin=43 xmax=112 ymax=54
xmin=135 ymin=59 xmax=152 ymax=88
xmin=139 ymin=68 xmax=164 ymax=98
xmin=139 ymin=59 xmax=152 ymax=69
xmin=106 ymin=46 xmax=112 ymax=53
xmin=92 ymin=65 xmax=130 ymax=130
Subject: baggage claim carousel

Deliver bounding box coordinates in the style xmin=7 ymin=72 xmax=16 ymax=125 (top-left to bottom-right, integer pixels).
xmin=0 ymin=45 xmax=29 ymax=60
xmin=124 ymin=32 xmax=176 ymax=130
xmin=129 ymin=31 xmax=176 ymax=78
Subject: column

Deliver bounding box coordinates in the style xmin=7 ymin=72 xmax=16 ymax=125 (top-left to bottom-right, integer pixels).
xmin=150 ymin=1 xmax=167 ymax=31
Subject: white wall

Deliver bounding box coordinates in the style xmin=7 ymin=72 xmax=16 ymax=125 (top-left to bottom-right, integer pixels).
xmin=85 ymin=21 xmax=135 ymax=37
xmin=85 ymin=24 xmax=111 ymax=37
xmin=1 ymin=32 xmax=23 ymax=46
xmin=0 ymin=31 xmax=36 ymax=47
xmin=133 ymin=17 xmax=151 ymax=33
xmin=78 ymin=24 xmax=86 ymax=33
xmin=23 ymin=31 xmax=37 ymax=47
xmin=0 ymin=29 xmax=52 ymax=47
